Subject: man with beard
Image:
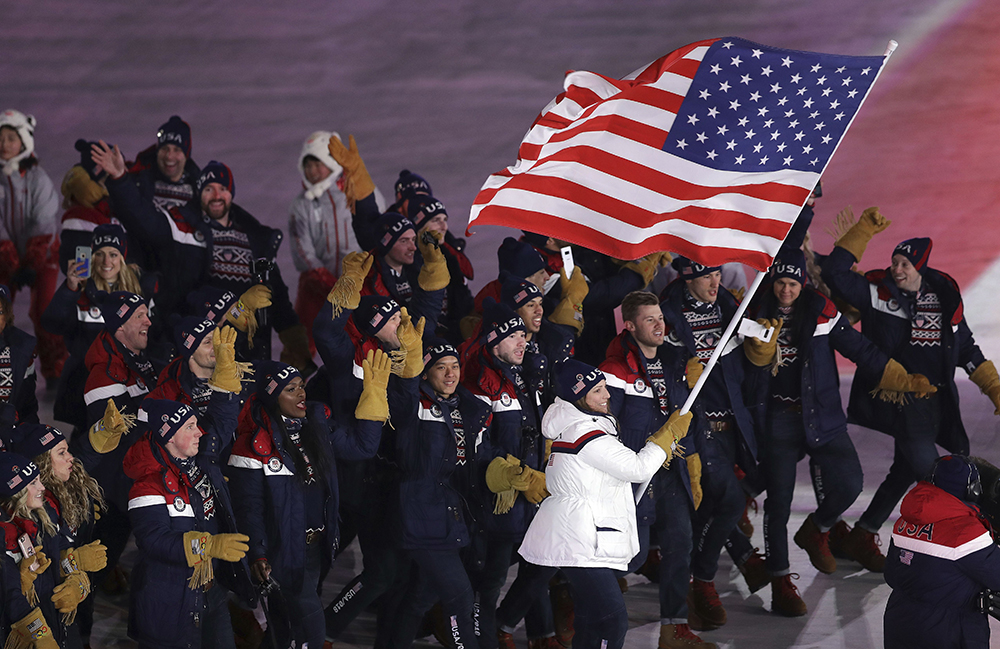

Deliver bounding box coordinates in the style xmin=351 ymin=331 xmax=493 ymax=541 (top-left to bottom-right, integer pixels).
xmin=91 ymin=145 xmax=310 ymax=370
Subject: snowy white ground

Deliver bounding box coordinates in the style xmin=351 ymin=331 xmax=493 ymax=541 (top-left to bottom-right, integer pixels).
xmin=6 ymin=0 xmax=1000 ymax=646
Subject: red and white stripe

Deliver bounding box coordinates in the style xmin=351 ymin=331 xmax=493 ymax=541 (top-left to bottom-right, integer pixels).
xmin=467 ymin=38 xmax=819 ymax=271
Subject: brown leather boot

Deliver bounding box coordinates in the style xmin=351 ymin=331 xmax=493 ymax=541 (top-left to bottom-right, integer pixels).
xmin=793 ymin=514 xmax=837 ymax=574
xmin=771 ymin=574 xmax=807 ymax=617
xmin=841 ymin=525 xmax=886 ymax=572
xmin=658 ymin=623 xmax=718 ymax=648
xmin=737 ymin=495 xmax=758 ymax=537
xmin=687 ymin=580 xmax=726 ymax=630
xmin=549 ymin=581 xmax=574 ymax=647
xmin=827 ymin=519 xmax=852 ymax=559
xmin=498 ymin=630 xmax=516 ymax=649
xmin=737 ymin=547 xmax=769 ymax=593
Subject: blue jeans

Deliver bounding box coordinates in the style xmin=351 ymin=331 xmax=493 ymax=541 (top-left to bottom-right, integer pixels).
xmin=653 ymin=465 xmax=693 ymax=624
xmin=858 ymin=393 xmax=942 ymax=532
xmin=762 ymin=409 xmax=864 ymax=573
xmin=563 ymin=568 xmax=629 ymax=649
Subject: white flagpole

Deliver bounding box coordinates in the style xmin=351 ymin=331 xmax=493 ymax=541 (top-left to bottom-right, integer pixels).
xmin=635 ymin=269 xmax=769 ymax=505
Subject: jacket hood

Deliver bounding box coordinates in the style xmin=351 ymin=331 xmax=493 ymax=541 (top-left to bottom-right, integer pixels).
xmin=900 ymin=481 xmax=981 ymax=527
xmin=84 ymin=329 xmax=118 ymax=371
xmin=541 ymin=397 xmax=617 ymax=441
xmin=123 ymin=432 xmax=172 ymax=482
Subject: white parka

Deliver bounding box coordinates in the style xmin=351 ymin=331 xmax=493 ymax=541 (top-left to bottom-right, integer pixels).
xmin=518 ymin=398 xmax=667 ymax=571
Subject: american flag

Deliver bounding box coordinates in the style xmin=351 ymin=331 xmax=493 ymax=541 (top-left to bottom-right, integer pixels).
xmin=467 ymin=37 xmax=888 ymax=271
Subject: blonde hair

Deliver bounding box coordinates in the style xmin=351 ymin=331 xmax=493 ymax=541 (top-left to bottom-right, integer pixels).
xmin=92 ymin=262 xmax=144 ymax=295
xmin=36 ymin=452 xmax=105 ymax=532
xmin=3 ymin=488 xmax=57 ymax=538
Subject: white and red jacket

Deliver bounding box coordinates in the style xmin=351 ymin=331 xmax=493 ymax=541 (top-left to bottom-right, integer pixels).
xmin=518 ymin=398 xmax=667 ymax=571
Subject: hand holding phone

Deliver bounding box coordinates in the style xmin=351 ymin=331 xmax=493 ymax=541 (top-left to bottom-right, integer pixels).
xmin=737 ymin=317 xmax=775 ymax=343
xmin=75 ymin=246 xmax=91 ymax=280
xmin=18 ymin=533 xmax=39 ymax=572
xmin=560 ymin=246 xmax=575 ymax=277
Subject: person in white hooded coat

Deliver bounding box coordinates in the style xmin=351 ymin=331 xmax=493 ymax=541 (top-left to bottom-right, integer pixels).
xmin=288 ymin=131 xmax=386 ymax=353
xmin=519 ymin=359 xmax=693 ymax=649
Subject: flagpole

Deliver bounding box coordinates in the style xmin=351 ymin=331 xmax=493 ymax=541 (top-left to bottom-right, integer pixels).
xmin=678 ymin=269 xmax=767 ymax=415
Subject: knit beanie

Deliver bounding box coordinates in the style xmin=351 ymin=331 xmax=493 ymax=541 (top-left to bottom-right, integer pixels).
xmin=555 ymin=359 xmax=605 ymax=404
xmin=196 ymin=161 xmax=235 ymax=197
xmin=497 ymin=237 xmax=546 ymax=280
xmin=407 ymin=194 xmax=448 ymax=231
xmin=892 ymin=237 xmax=933 ymax=272
xmin=187 ymin=286 xmax=239 ymax=324
xmin=73 ymin=138 xmax=105 ymax=180
xmin=930 ymin=455 xmax=981 ymax=502
xmin=0 ymin=109 xmax=35 ymax=176
xmin=8 ymin=424 xmax=65 ymax=464
xmin=139 ymin=399 xmax=196 ymax=447
xmin=299 ymin=131 xmax=344 ymax=200
xmin=500 ymin=272 xmax=542 ymax=310
xmin=395 ymin=169 xmax=432 ymax=201
xmin=769 ymin=247 xmax=807 ymax=284
xmin=423 ymin=337 xmax=459 ymax=368
xmin=156 ymin=115 xmax=192 ymax=157
xmin=375 ymin=212 xmax=415 ymax=255
xmin=0 ymin=453 xmax=38 ymax=498
xmin=256 ymin=361 xmax=301 ymax=407
xmin=672 ymin=256 xmax=721 ymax=280
xmin=174 ymin=317 xmax=216 ymax=360
xmin=481 ymin=298 xmax=525 ymax=349
xmin=100 ymin=292 xmax=145 ymax=333
xmin=91 ymin=223 xmax=128 ymax=256
xmin=352 ymin=295 xmax=401 ymax=337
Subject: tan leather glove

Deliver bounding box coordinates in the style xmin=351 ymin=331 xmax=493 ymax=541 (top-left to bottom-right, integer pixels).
xmin=278 ymin=324 xmax=315 ymax=374
xmin=835 ymin=206 xmax=891 ymax=262
xmin=209 ymin=326 xmax=249 ymax=393
xmin=970 ymin=360 xmax=1000 ymax=415
xmin=686 ymin=453 xmax=704 ymax=509
xmin=20 ymin=548 xmax=51 ymax=606
xmin=356 ymin=349 xmax=392 ymax=422
xmin=743 ymin=318 xmax=783 ymax=367
xmin=394 ymin=307 xmax=426 ymax=379
xmin=183 ymin=531 xmax=250 ymax=590
xmin=522 ymin=467 xmax=550 ymax=504
xmin=328 ymin=134 xmax=376 ymax=208
xmin=485 ymin=455 xmax=531 ymax=493
xmin=416 ymin=229 xmax=450 ymax=292
xmin=88 ymin=398 xmax=132 ymax=454
xmin=647 ymin=410 xmax=694 ymax=467
xmin=51 ymin=571 xmax=90 ymax=614
xmin=61 ymin=541 xmax=107 ymax=575
xmin=548 ymin=266 xmax=589 ymax=335
xmin=685 ymin=356 xmax=704 ymax=389
xmin=874 ymin=359 xmax=937 ymax=403
xmin=225 ymin=284 xmax=272 ymax=342
xmin=327 ymin=251 xmax=374 ymax=317
xmin=728 ymin=286 xmax=746 ymax=302
xmin=8 ymin=607 xmax=59 ymax=649
xmin=623 ymin=252 xmax=671 ymax=286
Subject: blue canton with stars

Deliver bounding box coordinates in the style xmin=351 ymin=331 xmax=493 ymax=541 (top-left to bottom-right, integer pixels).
xmin=664 ymin=38 xmax=884 ymax=173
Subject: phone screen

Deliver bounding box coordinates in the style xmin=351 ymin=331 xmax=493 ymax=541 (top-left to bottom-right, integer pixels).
xmin=75 ymin=246 xmax=91 ymax=279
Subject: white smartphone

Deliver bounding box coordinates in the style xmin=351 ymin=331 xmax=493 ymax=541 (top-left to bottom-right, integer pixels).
xmin=737 ymin=317 xmax=775 ymax=343
xmin=560 ymin=246 xmax=575 ymax=277
xmin=17 ymin=533 xmax=38 ymax=571
xmin=75 ymin=246 xmax=91 ymax=279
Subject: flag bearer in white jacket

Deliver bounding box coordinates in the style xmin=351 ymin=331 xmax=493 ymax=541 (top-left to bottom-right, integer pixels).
xmin=519 ymin=360 xmax=694 ymax=649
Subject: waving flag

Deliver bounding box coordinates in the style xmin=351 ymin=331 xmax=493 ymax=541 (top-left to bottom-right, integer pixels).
xmin=468 ymin=37 xmax=889 ymax=271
